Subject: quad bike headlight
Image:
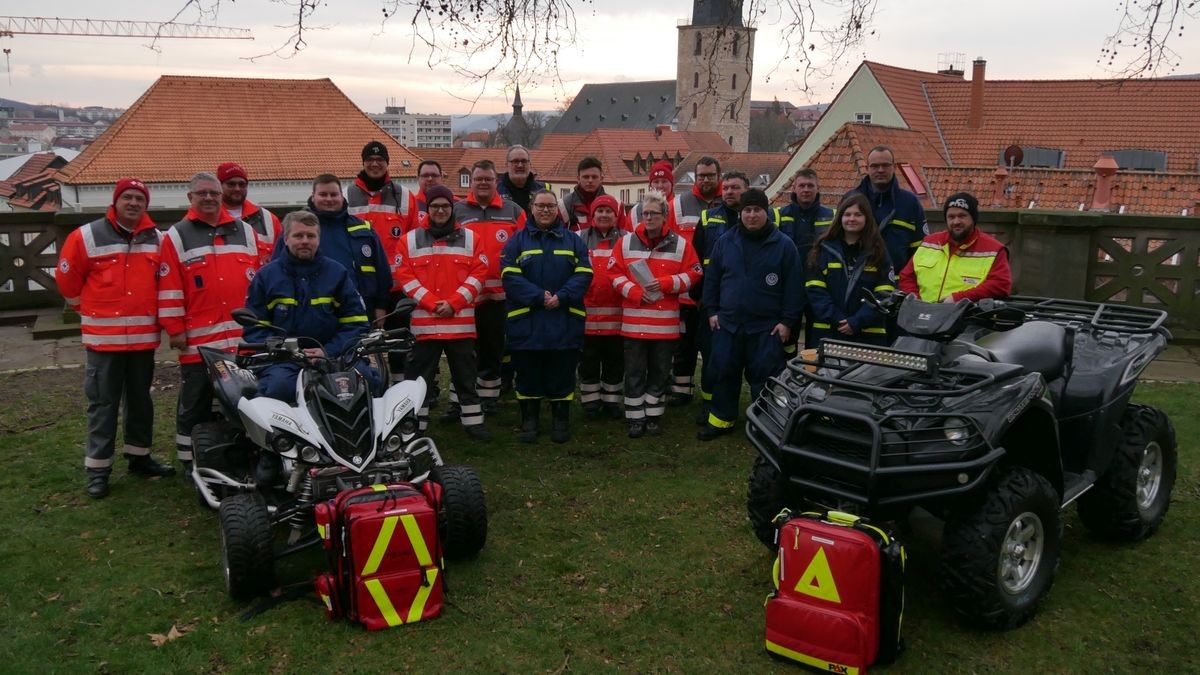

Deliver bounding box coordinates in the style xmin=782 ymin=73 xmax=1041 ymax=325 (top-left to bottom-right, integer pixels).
xmin=943 ymin=417 xmax=971 ymax=446
xmin=399 ymin=414 xmax=419 ymax=436
xmin=300 ymin=445 xmax=321 ymax=463
xmin=385 ymin=433 xmax=404 ymax=452
xmin=272 ymin=434 xmax=295 ymax=453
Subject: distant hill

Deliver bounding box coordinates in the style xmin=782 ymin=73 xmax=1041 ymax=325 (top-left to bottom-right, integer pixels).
xmin=451 ymin=111 xmax=556 ymax=135
xmin=0 ymin=97 xmax=38 ymax=111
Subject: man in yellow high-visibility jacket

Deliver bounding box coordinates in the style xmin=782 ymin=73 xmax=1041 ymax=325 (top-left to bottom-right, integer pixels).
xmin=898 ymin=192 xmax=1012 ymax=302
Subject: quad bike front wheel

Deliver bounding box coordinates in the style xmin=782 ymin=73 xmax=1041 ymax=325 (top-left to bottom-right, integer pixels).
xmin=747 ymin=455 xmax=788 ymax=552
xmin=431 ymin=465 xmax=488 ymax=559
xmin=219 ymin=492 xmax=276 ymax=599
xmin=940 ymin=467 xmax=1062 ymax=630
xmin=1077 ymin=404 xmax=1177 ymax=542
xmin=191 ymin=421 xmax=239 ymax=510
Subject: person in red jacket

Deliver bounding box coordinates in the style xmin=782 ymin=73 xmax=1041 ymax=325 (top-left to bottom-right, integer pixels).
xmin=217 ymin=161 xmax=281 ymax=265
xmin=158 ymin=172 xmax=262 ymax=474
xmin=610 ymin=189 xmax=702 ymax=438
xmin=898 ymin=192 xmax=1012 ymax=303
xmin=56 ymin=178 xmax=176 ymax=498
xmin=348 ymin=140 xmax=422 ymax=385
xmin=450 ymin=159 xmax=527 ymax=416
xmin=393 ymin=186 xmax=492 ymax=441
xmin=578 ymin=194 xmax=626 ymax=420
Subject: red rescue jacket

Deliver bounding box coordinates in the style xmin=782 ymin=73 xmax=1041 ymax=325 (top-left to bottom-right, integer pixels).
xmin=393 ymin=226 xmax=489 ymax=341
xmin=453 ymin=191 xmax=527 ymax=302
xmin=56 ymin=209 xmax=162 ymax=352
xmin=158 ymin=208 xmax=261 ymax=364
xmin=610 ymin=223 xmax=702 ymax=340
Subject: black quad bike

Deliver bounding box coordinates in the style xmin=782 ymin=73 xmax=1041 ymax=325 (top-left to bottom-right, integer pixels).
xmin=194 ymin=301 xmax=488 ymax=599
xmin=746 ymin=294 xmax=1178 ymax=629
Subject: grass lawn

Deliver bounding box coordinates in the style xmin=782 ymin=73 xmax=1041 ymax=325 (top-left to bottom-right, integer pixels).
xmin=0 ymin=365 xmax=1196 ymax=672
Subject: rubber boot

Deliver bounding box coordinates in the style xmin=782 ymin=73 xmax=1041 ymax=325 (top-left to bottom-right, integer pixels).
xmin=518 ymin=399 xmax=540 ymax=443
xmin=550 ymin=401 xmax=570 ymax=444
xmin=86 ymin=469 xmax=110 ymax=499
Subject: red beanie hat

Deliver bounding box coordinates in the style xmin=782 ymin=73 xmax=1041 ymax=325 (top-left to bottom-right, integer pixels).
xmin=648 ymin=160 xmax=674 ymax=186
xmin=589 ymin=194 xmax=621 ymax=225
xmin=112 ymin=177 xmax=149 ymax=205
xmin=217 ymin=162 xmax=248 ymax=184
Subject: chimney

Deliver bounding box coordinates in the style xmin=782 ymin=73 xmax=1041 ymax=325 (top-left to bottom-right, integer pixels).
xmin=968 ymin=57 xmax=986 ymax=129
xmin=1090 ymin=156 xmax=1120 ymax=212
xmin=655 ymin=124 xmax=672 ymax=138
xmin=991 ymin=166 xmax=1009 ymax=207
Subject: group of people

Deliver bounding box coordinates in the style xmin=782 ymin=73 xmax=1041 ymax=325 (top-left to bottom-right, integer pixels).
xmin=57 ymin=140 xmax=1011 ymax=498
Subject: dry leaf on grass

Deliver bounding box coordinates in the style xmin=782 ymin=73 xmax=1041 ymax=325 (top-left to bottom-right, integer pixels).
xmin=148 ymin=624 xmax=188 ymax=647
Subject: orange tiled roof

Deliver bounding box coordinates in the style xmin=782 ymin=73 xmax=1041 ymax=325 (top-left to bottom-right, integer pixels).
xmin=925 ymin=78 xmax=1200 ymax=172
xmin=56 ymin=75 xmax=422 ymax=185
xmin=864 ymin=62 xmax=962 ymax=150
xmin=925 ymin=165 xmax=1200 ymax=216
xmin=782 ymin=123 xmax=946 ymax=206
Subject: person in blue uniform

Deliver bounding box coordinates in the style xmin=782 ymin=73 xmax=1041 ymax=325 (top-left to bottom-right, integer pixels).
xmin=246 ymin=210 xmax=374 ymax=403
xmin=805 ymin=192 xmax=896 ymax=347
xmin=501 ymin=189 xmax=593 ymax=444
xmin=698 ymin=189 xmax=804 ymax=441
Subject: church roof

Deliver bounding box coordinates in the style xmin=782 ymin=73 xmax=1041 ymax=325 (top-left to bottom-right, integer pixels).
xmin=553 ymin=81 xmax=678 ymax=135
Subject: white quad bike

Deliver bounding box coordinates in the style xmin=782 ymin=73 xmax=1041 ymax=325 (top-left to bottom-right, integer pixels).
xmin=193 ymin=300 xmax=487 ymax=599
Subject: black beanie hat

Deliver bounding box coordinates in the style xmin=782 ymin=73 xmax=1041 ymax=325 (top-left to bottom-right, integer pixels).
xmin=740 ymin=188 xmax=770 ymax=211
xmin=425 ymin=185 xmax=455 ymax=205
xmin=943 ymin=192 xmax=979 ymax=224
xmin=362 ymin=140 xmax=389 ymax=163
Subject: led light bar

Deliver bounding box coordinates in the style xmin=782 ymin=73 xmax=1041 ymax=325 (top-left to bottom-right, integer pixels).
xmin=819 ymin=340 xmax=935 ymax=373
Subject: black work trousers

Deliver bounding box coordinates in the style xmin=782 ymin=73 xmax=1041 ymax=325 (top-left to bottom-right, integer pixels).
xmin=578 ymin=334 xmax=624 ymax=406
xmin=511 ymin=349 xmax=579 ymax=401
xmin=671 ymin=304 xmax=700 ymax=396
xmin=84 ymin=349 xmax=155 ymax=472
xmin=176 ymin=362 xmax=214 ymax=463
xmin=623 ymin=338 xmax=675 ymax=421
xmin=406 ymin=338 xmax=482 ymax=429
xmin=475 ymin=301 xmax=505 ymax=401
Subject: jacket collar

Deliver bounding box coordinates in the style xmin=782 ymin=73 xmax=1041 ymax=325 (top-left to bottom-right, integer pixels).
xmin=185 ymin=206 xmax=235 ymax=227
xmin=465 ymin=191 xmax=504 ymax=208
xmin=106 ymin=207 xmax=157 ymax=235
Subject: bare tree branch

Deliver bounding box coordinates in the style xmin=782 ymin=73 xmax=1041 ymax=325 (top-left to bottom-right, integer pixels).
xmin=1099 ymin=0 xmax=1196 ymax=77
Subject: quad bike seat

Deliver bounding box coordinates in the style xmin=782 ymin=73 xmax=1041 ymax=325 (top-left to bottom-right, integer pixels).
xmin=974 ymin=321 xmax=1068 ymax=381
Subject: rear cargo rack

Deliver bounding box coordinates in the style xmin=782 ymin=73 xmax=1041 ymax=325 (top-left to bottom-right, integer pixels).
xmin=1004 ymin=296 xmax=1167 ymax=334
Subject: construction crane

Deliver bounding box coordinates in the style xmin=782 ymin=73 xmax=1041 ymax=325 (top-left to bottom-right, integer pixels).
xmin=0 ymin=16 xmax=253 ymax=40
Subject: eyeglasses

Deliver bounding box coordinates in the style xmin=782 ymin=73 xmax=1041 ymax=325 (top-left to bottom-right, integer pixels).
xmin=642 ymin=210 xmax=664 ymax=217
xmin=191 ymin=190 xmax=221 ymax=198
xmin=508 ymin=159 xmax=530 ymax=165
xmin=428 ymin=203 xmax=453 ymax=210
xmin=532 ymin=203 xmax=558 ymax=210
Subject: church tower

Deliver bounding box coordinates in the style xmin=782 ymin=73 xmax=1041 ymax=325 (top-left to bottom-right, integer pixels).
xmin=676 ymin=0 xmax=755 ymax=151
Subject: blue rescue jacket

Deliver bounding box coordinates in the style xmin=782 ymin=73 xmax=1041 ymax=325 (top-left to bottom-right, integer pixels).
xmin=846 ymin=175 xmax=927 ymax=272
xmin=703 ymin=225 xmax=804 ymax=334
xmin=500 ymin=219 xmax=593 ymax=351
xmin=243 ymin=252 xmax=369 ymax=358
xmin=273 ymin=200 xmax=392 ymax=316
xmin=805 ymin=239 xmax=896 ymax=346
xmin=778 ymin=193 xmax=834 ymax=262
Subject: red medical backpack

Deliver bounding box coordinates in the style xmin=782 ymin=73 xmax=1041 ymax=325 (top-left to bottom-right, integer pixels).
xmin=313 ymin=482 xmax=444 ymax=630
xmin=764 ymin=510 xmax=905 ymax=673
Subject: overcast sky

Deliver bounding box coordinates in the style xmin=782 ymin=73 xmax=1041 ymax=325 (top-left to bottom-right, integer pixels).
xmin=3 ymin=1 xmax=1195 ymax=115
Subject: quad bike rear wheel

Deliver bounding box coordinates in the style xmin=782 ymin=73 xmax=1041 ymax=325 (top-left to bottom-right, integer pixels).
xmin=431 ymin=465 xmax=488 ymax=559
xmin=1078 ymin=404 xmax=1177 ymax=542
xmin=940 ymin=467 xmax=1062 ymax=630
xmin=219 ymin=492 xmax=276 ymax=599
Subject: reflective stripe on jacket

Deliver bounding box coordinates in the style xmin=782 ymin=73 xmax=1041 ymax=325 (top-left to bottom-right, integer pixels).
xmin=159 ymin=208 xmax=261 ymax=363
xmin=609 ymin=223 xmax=702 ymax=340
xmin=847 ymin=175 xmax=927 ymax=271
xmin=805 ymin=238 xmax=895 ymax=345
xmin=580 ymin=226 xmax=624 ymax=335
xmin=242 ymin=252 xmax=368 ymax=358
xmin=241 ymin=199 xmax=281 ymax=266
xmin=393 ymin=226 xmax=488 ymax=340
xmin=55 ymin=210 xmax=162 ymax=351
xmin=454 ymin=192 xmax=527 ymax=302
xmin=347 ymin=177 xmax=419 ymax=270
xmin=900 ymin=229 xmax=1012 ymax=302
xmin=500 ymin=220 xmax=593 ymax=351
